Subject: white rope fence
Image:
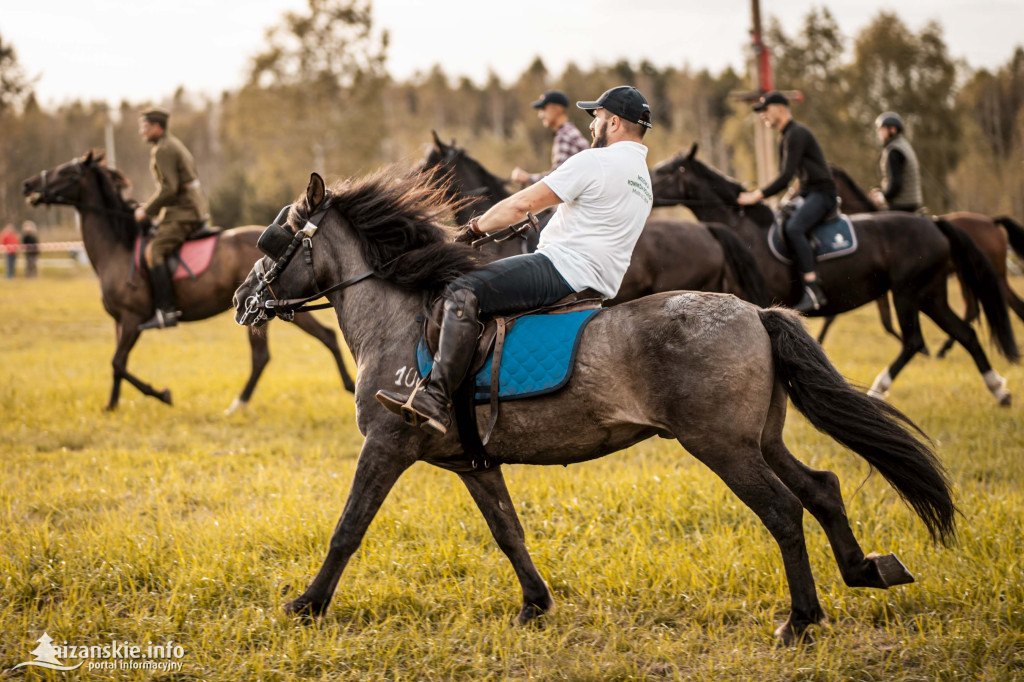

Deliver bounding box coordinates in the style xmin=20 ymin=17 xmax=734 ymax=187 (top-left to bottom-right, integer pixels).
xmin=5 ymin=241 xmax=85 ymax=253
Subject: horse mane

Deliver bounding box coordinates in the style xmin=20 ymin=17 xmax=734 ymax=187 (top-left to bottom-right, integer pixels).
xmin=830 ymin=165 xmax=875 ymax=211
xmin=688 ymin=156 xmax=775 ymax=228
xmin=88 ymin=158 xmax=140 ymax=248
xmin=290 ymin=167 xmax=483 ymax=291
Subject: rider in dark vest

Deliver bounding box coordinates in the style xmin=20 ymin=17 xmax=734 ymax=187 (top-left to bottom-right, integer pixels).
xmin=738 ymin=92 xmax=837 ymax=313
xmin=870 ymin=112 xmax=923 ymax=213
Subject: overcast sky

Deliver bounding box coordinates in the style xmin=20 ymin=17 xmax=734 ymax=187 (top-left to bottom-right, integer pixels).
xmin=4 ymin=0 xmax=1022 ymax=107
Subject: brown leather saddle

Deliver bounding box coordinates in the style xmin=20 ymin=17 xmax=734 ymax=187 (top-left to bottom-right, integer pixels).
xmin=422 ymin=288 xmax=603 ymax=473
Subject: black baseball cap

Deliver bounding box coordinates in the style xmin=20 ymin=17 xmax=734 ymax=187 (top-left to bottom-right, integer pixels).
xmin=752 ymin=91 xmax=789 ymax=112
xmin=577 ymin=86 xmax=653 ymax=128
xmin=531 ymin=90 xmax=570 ymax=109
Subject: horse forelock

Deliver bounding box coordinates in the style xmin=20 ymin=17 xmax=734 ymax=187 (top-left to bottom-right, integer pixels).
xmin=290 ymin=167 xmax=482 ymax=291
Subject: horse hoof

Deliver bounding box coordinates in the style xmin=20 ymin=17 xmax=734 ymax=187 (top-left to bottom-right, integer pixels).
xmin=866 ymin=552 xmax=915 ymax=587
xmin=773 ymin=619 xmax=815 ymax=646
xmin=999 ymin=392 xmax=1012 ymax=407
xmin=284 ymin=598 xmax=323 ymax=621
xmin=158 ymin=389 xmax=173 ymax=406
xmin=224 ymin=397 xmax=246 ymax=415
xmin=511 ymin=599 xmax=554 ymax=626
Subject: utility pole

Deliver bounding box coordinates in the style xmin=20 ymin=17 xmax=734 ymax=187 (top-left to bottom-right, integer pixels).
xmin=750 ymin=0 xmax=775 ymax=189
xmin=104 ymin=105 xmax=118 ymax=169
xmin=731 ymin=0 xmax=802 ymax=195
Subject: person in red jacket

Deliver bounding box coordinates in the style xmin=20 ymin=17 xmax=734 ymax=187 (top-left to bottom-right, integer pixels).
xmin=1 ymin=223 xmax=19 ymax=279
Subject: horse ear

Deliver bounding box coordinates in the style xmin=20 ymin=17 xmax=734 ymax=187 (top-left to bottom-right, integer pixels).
xmin=686 ymin=142 xmax=698 ymax=160
xmin=306 ymin=172 xmax=326 ymax=211
xmin=431 ymin=130 xmax=446 ymax=150
xmin=83 ymin=150 xmax=94 ymax=164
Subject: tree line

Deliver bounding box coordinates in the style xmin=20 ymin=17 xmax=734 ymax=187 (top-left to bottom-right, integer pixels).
xmin=1 ymin=0 xmax=1022 ymax=234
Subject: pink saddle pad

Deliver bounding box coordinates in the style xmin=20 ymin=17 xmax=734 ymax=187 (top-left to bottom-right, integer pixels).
xmin=134 ymin=235 xmax=218 ymax=280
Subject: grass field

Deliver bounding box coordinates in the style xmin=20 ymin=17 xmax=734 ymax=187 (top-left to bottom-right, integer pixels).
xmin=1 ymin=270 xmax=1023 ymax=681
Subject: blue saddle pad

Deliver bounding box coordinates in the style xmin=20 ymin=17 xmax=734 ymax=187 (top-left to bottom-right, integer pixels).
xmin=417 ymin=309 xmax=601 ymax=403
xmin=768 ymin=214 xmax=858 ymax=265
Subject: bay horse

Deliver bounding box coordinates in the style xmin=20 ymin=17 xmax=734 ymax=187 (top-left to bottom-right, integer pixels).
xmin=22 ymin=151 xmax=355 ymax=411
xmin=421 ymin=133 xmax=771 ymax=307
xmin=232 ymin=168 xmax=957 ymax=644
xmin=830 ymin=165 xmax=1024 ymax=356
xmin=650 ymin=144 xmax=1017 ymax=405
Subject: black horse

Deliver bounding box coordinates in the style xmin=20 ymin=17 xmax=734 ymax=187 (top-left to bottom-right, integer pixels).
xmin=830 ymin=165 xmax=1024 ymax=355
xmin=421 ymin=133 xmax=771 ymax=307
xmin=233 ymin=168 xmax=956 ymax=644
xmin=651 ymin=144 xmax=1018 ymax=405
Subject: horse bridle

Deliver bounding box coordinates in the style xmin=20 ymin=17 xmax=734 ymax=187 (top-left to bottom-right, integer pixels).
xmin=242 ymin=198 xmax=375 ymax=324
xmin=34 ymin=163 xmax=84 ymax=205
xmin=33 ymin=162 xmax=139 ymax=219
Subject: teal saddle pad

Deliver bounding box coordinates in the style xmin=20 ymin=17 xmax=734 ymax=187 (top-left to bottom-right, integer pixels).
xmin=416 ymin=308 xmax=601 ymax=403
xmin=768 ymin=214 xmax=858 ymax=265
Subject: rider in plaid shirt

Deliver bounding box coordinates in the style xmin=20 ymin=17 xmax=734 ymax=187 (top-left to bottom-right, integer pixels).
xmin=511 ymin=90 xmax=591 ymax=185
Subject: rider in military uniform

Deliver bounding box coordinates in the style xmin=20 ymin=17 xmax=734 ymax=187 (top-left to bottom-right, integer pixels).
xmin=134 ymin=107 xmax=210 ymax=330
xmin=870 ymin=112 xmax=923 ymax=213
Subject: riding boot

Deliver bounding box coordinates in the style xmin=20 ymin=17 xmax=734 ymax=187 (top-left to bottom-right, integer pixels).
xmin=794 ymin=278 xmax=829 ymax=314
xmin=375 ymin=289 xmax=481 ymax=436
xmin=139 ymin=263 xmax=181 ymax=330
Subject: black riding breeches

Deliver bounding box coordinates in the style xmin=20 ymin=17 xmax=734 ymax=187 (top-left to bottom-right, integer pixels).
xmin=785 ymin=191 xmax=838 ymax=275
xmin=446 ymin=253 xmax=575 ymax=316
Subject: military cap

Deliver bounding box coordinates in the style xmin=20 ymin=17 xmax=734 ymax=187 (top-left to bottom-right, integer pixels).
xmin=140 ymin=107 xmax=170 ymax=127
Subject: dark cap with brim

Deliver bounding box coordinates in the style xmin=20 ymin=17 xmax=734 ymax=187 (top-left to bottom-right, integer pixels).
xmin=577 ymin=86 xmax=653 ymax=128
xmin=531 ymin=90 xmax=570 ymax=109
xmin=752 ymin=91 xmax=789 ymax=112
xmin=140 ymin=107 xmax=170 ymax=126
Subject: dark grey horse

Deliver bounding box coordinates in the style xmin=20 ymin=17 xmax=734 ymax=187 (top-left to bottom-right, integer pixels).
xmin=233 ymin=168 xmax=956 ymax=644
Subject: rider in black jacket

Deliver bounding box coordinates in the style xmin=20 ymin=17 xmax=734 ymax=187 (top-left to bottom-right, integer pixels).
xmin=738 ymin=92 xmax=836 ymax=313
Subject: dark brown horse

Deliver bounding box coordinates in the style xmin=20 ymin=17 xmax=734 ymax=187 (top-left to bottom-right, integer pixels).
xmin=22 ymin=151 xmax=355 ymax=411
xmin=831 ymin=165 xmax=1024 ymax=355
xmin=420 ymin=134 xmax=771 ymax=306
xmin=232 ymin=168 xmax=956 ymax=644
xmin=651 ymin=145 xmax=1018 ymax=405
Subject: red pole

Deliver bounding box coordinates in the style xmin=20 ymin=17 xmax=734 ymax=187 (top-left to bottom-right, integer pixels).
xmin=751 ymin=0 xmax=774 ymax=93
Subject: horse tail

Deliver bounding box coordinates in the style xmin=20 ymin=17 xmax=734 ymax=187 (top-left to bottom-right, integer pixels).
xmin=757 ymin=307 xmax=957 ymax=546
xmin=934 ymin=218 xmax=1019 ymax=362
xmin=707 ymin=224 xmax=772 ymax=307
xmin=995 ymin=215 xmax=1024 ymax=260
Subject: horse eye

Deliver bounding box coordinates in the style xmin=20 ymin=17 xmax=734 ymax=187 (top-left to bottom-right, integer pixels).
xmin=678 ymin=167 xmax=686 ymax=174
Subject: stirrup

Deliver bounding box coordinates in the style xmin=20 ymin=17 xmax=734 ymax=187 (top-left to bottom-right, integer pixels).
xmin=374 ymin=379 xmax=449 ymax=436
xmin=138 ymin=309 xmax=181 ymax=330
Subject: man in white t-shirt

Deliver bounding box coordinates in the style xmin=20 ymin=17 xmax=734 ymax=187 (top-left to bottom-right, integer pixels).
xmin=377 ymin=86 xmax=654 ymax=436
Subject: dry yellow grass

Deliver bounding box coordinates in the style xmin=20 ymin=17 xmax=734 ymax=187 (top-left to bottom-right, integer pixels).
xmin=1 ymin=269 xmax=1022 ymax=681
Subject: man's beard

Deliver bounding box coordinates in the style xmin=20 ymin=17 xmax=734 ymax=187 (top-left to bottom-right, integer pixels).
xmin=591 ymin=123 xmax=608 ymax=148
